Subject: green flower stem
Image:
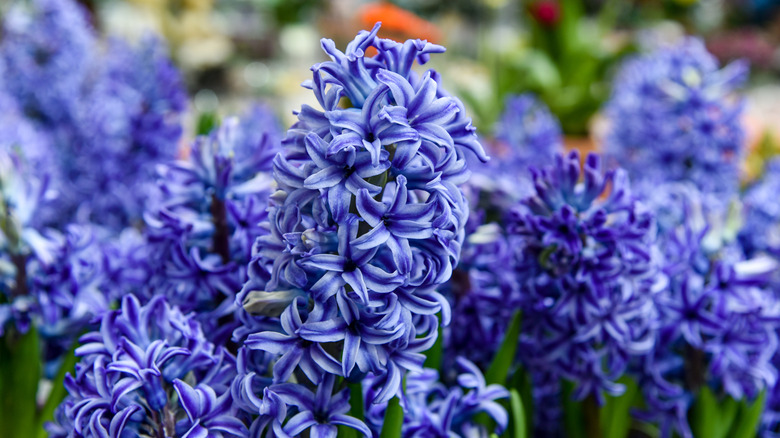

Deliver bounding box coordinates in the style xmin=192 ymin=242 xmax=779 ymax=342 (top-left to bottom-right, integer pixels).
xmin=583 ymin=394 xmax=602 ymax=438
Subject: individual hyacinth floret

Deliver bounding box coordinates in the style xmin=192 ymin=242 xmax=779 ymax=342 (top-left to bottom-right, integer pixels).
xmin=48 ymin=294 xmax=243 ymax=438
xmin=605 ymin=38 xmax=748 ymax=196
xmin=507 ymin=150 xmax=657 ymax=401
xmin=239 ymin=22 xmax=487 ymax=405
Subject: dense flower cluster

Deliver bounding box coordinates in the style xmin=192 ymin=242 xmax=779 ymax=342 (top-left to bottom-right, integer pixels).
xmin=0 ymin=150 xmax=54 ymax=337
xmin=605 ymin=38 xmax=748 ymax=196
xmin=741 ymin=158 xmax=780 ymax=257
xmin=442 ymin=94 xmax=561 ymax=370
xmin=508 ymin=150 xmax=657 ymax=401
xmin=4 ymin=5 xmax=780 ymax=438
xmin=494 ymin=93 xmax=563 ymax=171
xmin=0 ymin=0 xmax=186 ymax=228
xmin=364 ymin=358 xmax=509 ymax=437
xmin=48 ymin=295 xmax=242 ymax=437
xmin=238 ymin=23 xmax=487 ymax=407
xmin=141 ymin=106 xmax=281 ymax=342
xmin=638 ymin=184 xmax=780 ymax=438
xmin=0 ymin=152 xmax=117 ymax=368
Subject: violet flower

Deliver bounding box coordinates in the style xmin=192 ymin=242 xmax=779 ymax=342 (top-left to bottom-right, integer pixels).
xmin=238 ymin=23 xmax=486 ymax=404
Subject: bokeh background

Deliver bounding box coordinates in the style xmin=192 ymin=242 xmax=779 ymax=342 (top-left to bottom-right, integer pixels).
xmin=43 ymin=0 xmax=780 ymax=177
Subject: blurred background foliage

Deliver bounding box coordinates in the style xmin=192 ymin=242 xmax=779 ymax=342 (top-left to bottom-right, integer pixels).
xmin=13 ymin=0 xmax=774 ymax=142
xmin=3 ymin=0 xmax=780 ymax=178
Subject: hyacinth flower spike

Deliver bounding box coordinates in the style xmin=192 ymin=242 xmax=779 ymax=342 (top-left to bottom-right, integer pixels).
xmin=238 ymin=22 xmax=487 ymax=414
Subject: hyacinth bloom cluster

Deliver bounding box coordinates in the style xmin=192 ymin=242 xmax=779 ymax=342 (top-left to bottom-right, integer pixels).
xmin=362 ymin=358 xmax=509 ymax=437
xmin=238 ymin=23 xmax=487 ymax=407
xmin=0 ymin=151 xmax=54 ymax=336
xmin=740 ymin=158 xmax=780 ymax=257
xmin=507 ymin=150 xmax=657 ymax=401
xmin=0 ymin=150 xmax=124 ymax=374
xmin=605 ymin=38 xmax=748 ymax=196
xmin=142 ymin=106 xmax=281 ymax=342
xmin=0 ymin=0 xmax=186 ymax=228
xmin=442 ymin=94 xmax=562 ymax=370
xmin=637 ymin=184 xmax=780 ymax=438
xmin=494 ymin=93 xmax=563 ymax=171
xmin=469 ymin=93 xmax=563 ymax=213
xmin=49 ymin=295 xmax=242 ymax=438
xmin=441 ymin=220 xmax=519 ymax=370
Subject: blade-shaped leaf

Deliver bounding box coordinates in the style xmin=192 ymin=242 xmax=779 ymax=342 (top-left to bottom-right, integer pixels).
xmin=36 ymin=344 xmax=78 ymax=438
xmin=509 ymin=388 xmax=527 ymax=438
xmin=485 ymin=311 xmax=522 ymax=386
xmin=380 ymin=378 xmax=405 ymax=438
xmin=423 ymin=315 xmax=443 ymax=371
xmin=562 ymin=380 xmax=586 ymax=438
xmin=728 ymin=390 xmax=767 ymax=438
xmin=380 ymin=396 xmax=404 ymax=438
xmin=0 ymin=327 xmax=41 ymax=437
xmin=601 ymin=376 xmax=639 ymax=438
xmin=690 ymin=386 xmax=718 ymax=438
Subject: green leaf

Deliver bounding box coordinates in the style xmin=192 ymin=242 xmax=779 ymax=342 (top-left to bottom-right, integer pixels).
xmin=196 ymin=112 xmax=219 ymax=136
xmin=512 ymin=370 xmax=534 ymax=438
xmin=423 ymin=315 xmax=444 ymax=371
xmin=509 ymin=389 xmax=527 ymax=438
xmin=690 ymin=386 xmax=719 ymax=438
xmin=37 ymin=345 xmax=79 ymax=437
xmin=380 ymin=378 xmax=406 ymax=438
xmin=0 ymin=327 xmax=42 ymax=437
xmin=728 ymin=390 xmax=767 ymax=438
xmin=600 ymin=376 xmax=639 ymax=438
xmin=485 ymin=311 xmax=522 ymax=386
xmin=562 ymin=381 xmax=586 ymax=438
xmin=380 ymin=396 xmax=404 ymax=438
xmin=338 ymin=424 xmax=358 ymax=438
xmin=714 ymin=396 xmax=739 ymax=438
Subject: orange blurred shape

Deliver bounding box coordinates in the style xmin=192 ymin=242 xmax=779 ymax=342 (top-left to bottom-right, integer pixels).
xmin=358 ymin=2 xmax=441 ymax=44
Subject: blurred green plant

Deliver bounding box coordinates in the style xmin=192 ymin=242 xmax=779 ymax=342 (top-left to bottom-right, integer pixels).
xmin=463 ymin=0 xmax=635 ymax=136
xmin=0 ymin=327 xmax=77 ymax=437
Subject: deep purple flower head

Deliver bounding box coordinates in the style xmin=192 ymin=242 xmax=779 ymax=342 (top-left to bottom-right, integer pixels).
xmin=1 ymin=0 xmax=187 ymax=229
xmin=637 ymin=184 xmax=780 ymax=438
xmin=605 ymin=38 xmax=748 ymax=196
xmin=507 ymin=150 xmax=657 ymax=402
xmin=494 ymin=93 xmax=563 ymax=170
xmin=239 ymin=23 xmax=487 ymax=404
xmin=0 ymin=0 xmax=95 ymax=125
xmin=49 ymin=294 xmax=243 ymax=438
xmin=0 ymin=150 xmax=57 ymax=335
xmin=364 ymin=357 xmax=509 ymax=437
xmin=439 ymin=96 xmax=563 ymax=370
xmin=104 ymin=35 xmax=187 ymax=158
xmin=440 ymin=219 xmax=521 ymax=370
xmin=59 ymin=35 xmax=186 ymax=229
xmin=0 ymin=89 xmax=55 ymax=198
xmin=466 ymin=94 xmax=563 ymax=216
xmin=740 ymin=158 xmax=780 ymax=257
xmin=141 ymin=106 xmax=281 ymax=342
